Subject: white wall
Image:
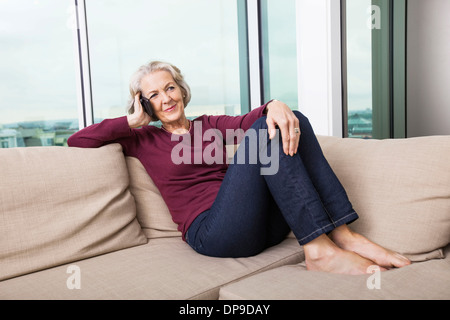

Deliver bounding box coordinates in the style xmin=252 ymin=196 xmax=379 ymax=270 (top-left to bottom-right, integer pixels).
xmin=407 ymin=0 xmax=450 ymax=137
xmin=296 ymin=0 xmax=343 ymax=137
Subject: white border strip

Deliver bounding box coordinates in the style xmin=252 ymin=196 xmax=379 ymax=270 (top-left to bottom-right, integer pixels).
xmin=296 ymin=0 xmax=343 ymax=137
xmin=247 ymin=0 xmax=262 ymax=109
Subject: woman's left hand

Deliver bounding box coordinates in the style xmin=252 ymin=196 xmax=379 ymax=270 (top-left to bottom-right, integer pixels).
xmin=265 ymin=100 xmax=300 ymax=156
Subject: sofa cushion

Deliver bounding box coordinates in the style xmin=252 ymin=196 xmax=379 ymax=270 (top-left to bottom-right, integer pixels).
xmin=317 ymin=135 xmax=450 ymax=261
xmin=219 ymin=245 xmax=450 ymax=300
xmin=0 ymin=238 xmax=303 ymax=300
xmin=0 ymin=144 xmax=147 ymax=281
xmin=126 ymin=157 xmax=182 ymax=239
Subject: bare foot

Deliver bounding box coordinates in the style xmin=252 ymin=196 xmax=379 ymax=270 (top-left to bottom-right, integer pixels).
xmin=329 ymin=225 xmax=411 ymax=269
xmin=304 ymin=234 xmax=386 ymax=275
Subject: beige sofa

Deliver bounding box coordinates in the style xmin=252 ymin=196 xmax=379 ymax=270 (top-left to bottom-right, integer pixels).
xmin=0 ymin=135 xmax=449 ymax=300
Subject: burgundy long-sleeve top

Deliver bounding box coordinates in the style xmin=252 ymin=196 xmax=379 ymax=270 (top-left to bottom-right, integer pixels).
xmin=67 ymin=103 xmax=268 ymax=239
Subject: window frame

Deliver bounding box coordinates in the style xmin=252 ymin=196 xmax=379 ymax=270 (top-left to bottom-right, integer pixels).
xmin=73 ymin=0 xmax=93 ymax=129
xmin=72 ymin=0 xmax=343 ymax=136
xmin=295 ymin=0 xmax=344 ymax=137
xmin=74 ymin=0 xmax=264 ymax=127
xmin=341 ymin=0 xmax=407 ymax=139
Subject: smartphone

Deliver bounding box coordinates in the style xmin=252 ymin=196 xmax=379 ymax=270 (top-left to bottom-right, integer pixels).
xmin=139 ymin=93 xmax=154 ymax=117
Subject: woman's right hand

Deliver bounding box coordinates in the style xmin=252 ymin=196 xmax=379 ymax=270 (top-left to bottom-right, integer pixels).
xmin=127 ymin=94 xmax=152 ymax=129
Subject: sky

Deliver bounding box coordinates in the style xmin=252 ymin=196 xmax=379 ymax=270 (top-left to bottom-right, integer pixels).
xmin=0 ymin=0 xmax=78 ymax=124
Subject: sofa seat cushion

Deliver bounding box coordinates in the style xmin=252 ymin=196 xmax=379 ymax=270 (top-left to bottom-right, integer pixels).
xmin=317 ymin=135 xmax=450 ymax=261
xmin=0 ymin=238 xmax=303 ymax=300
xmin=0 ymin=144 xmax=147 ymax=281
xmin=219 ymin=246 xmax=450 ymax=300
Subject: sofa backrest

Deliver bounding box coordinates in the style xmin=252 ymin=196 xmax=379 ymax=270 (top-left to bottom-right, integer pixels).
xmin=317 ymin=135 xmax=450 ymax=262
xmin=0 ymin=144 xmax=147 ymax=281
xmin=126 ymin=156 xmax=182 ymax=239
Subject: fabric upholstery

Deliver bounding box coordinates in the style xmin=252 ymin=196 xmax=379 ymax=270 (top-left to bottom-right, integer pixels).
xmin=317 ymin=135 xmax=450 ymax=261
xmin=219 ymin=245 xmax=450 ymax=300
xmin=0 ymin=144 xmax=147 ymax=281
xmin=126 ymin=157 xmax=182 ymax=239
xmin=0 ymin=238 xmax=303 ymax=300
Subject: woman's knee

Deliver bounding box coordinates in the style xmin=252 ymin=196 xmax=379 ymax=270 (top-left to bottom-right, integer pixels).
xmin=250 ymin=116 xmax=269 ymax=130
xmin=292 ymin=110 xmax=309 ymax=125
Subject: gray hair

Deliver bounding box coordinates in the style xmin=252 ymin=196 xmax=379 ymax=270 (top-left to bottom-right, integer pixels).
xmin=127 ymin=61 xmax=191 ymax=121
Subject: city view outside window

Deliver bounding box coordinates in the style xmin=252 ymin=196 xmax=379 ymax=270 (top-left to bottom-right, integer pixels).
xmin=0 ymin=0 xmax=78 ymax=149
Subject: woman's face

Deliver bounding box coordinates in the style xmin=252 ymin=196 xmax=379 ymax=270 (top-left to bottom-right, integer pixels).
xmin=140 ymin=70 xmax=186 ymax=124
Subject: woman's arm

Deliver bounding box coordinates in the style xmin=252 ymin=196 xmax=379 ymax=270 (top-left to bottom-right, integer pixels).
xmin=68 ymin=94 xmax=151 ymax=154
xmin=207 ymin=100 xmax=300 ymax=156
xmin=67 ymin=116 xmax=136 ymax=151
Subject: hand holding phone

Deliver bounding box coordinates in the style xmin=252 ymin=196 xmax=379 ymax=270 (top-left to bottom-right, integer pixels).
xmin=127 ymin=93 xmax=153 ymax=129
xmin=139 ymin=93 xmax=154 ymax=118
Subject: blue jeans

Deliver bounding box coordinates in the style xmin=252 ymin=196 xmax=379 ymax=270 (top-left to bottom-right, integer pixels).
xmin=186 ymin=111 xmax=358 ymax=258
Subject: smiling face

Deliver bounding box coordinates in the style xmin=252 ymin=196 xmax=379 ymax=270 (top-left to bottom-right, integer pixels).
xmin=140 ymin=70 xmax=186 ymax=126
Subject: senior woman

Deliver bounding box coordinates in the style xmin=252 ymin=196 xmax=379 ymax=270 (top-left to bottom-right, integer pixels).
xmin=68 ymin=61 xmax=410 ymax=275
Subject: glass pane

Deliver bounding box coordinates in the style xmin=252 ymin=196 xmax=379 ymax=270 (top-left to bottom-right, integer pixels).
xmin=345 ymin=0 xmax=405 ymax=139
xmin=371 ymin=0 xmax=391 ymax=139
xmin=0 ymin=0 xmax=79 ymax=148
xmin=345 ymin=0 xmax=374 ymax=138
xmin=261 ymin=0 xmax=298 ymax=110
xmin=85 ymin=0 xmax=245 ymax=123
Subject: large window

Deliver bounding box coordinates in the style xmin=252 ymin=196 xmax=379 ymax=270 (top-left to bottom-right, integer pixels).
xmin=85 ymin=0 xmax=246 ymax=123
xmin=343 ymin=0 xmax=407 ymax=139
xmin=260 ymin=0 xmax=298 ymax=110
xmin=0 ymin=0 xmax=78 ymax=148
xmin=344 ymin=0 xmax=373 ymax=139
xmin=0 ymin=0 xmax=304 ymax=149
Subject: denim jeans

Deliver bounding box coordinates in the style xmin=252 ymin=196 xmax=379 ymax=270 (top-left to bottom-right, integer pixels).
xmin=186 ymin=111 xmax=358 ymax=258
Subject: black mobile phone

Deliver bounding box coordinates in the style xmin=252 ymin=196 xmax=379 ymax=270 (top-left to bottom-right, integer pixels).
xmin=139 ymin=93 xmax=154 ymax=117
